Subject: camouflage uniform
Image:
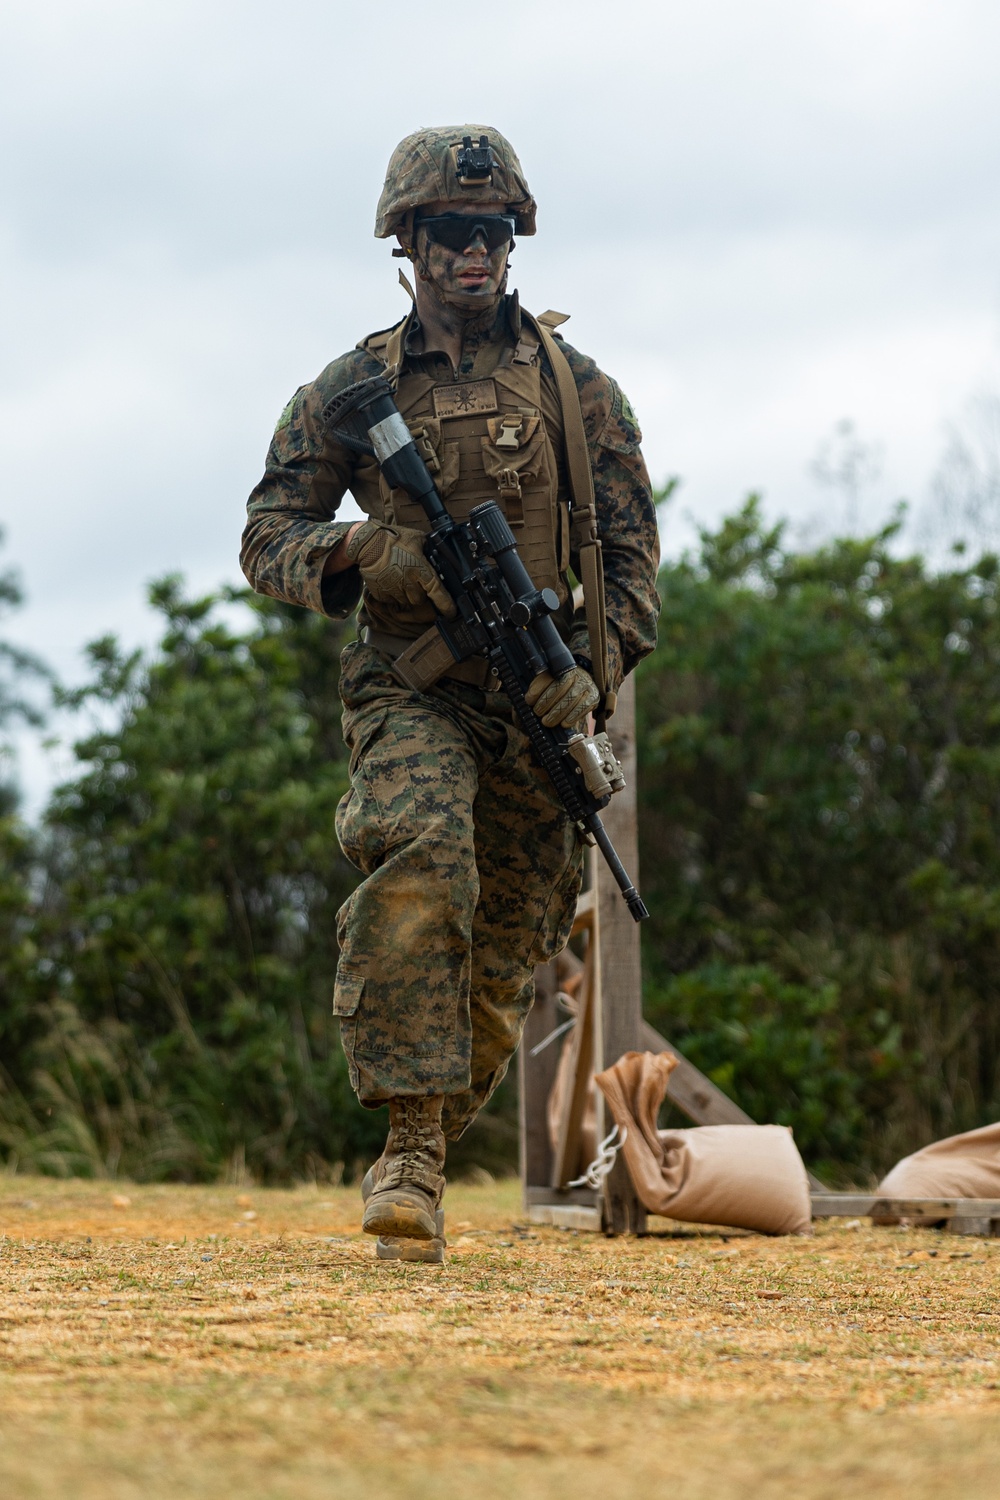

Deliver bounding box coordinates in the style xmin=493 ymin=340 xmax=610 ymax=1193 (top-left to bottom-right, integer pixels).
xmin=334 ymin=637 xmax=582 ymax=1138
xmin=241 ymin=293 xmax=660 ymax=1130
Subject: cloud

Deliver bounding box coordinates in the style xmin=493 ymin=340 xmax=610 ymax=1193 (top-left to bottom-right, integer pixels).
xmin=2 ymin=0 xmax=999 ymax=805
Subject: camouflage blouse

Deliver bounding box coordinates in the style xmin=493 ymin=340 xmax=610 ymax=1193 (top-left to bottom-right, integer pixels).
xmin=241 ymin=294 xmax=660 ymax=688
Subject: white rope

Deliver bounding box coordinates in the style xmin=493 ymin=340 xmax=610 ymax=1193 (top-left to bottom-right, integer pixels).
xmin=528 ymin=1017 xmax=576 ymax=1057
xmin=527 ymin=989 xmax=579 ymax=1057
xmin=566 ymin=1124 xmax=628 ymax=1190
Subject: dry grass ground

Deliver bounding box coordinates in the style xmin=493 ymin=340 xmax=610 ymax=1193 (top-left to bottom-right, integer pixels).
xmin=1 ymin=1173 xmax=999 ymax=1499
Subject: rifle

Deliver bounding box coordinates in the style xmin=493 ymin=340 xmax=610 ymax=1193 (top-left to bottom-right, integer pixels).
xmin=324 ymin=375 xmax=648 ymax=923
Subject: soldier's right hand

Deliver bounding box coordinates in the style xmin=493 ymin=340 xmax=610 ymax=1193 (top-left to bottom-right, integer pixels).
xmin=344 ymin=521 xmax=455 ymax=617
xmin=525 ymin=663 xmax=600 ymax=729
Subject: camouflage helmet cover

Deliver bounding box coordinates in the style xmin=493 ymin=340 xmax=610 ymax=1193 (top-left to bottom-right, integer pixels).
xmin=375 ymin=124 xmax=537 ymax=239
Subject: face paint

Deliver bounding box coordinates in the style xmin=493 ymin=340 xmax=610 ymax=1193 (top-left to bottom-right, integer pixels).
xmin=414 ymin=214 xmax=512 ymax=316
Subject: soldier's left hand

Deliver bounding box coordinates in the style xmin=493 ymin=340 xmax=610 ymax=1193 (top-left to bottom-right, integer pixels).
xmin=345 ymin=520 xmax=456 ymax=617
xmin=525 ymin=664 xmax=600 ymax=729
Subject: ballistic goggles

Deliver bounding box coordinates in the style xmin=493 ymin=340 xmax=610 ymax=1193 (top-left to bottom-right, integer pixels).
xmin=415 ymin=212 xmax=516 ymax=254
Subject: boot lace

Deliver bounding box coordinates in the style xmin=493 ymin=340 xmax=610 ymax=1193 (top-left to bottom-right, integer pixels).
xmin=382 ymin=1101 xmax=444 ymax=1190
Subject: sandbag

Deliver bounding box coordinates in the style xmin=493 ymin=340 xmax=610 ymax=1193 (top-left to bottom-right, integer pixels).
xmin=877 ymin=1122 xmax=1000 ymax=1222
xmin=595 ymin=1050 xmax=813 ymax=1235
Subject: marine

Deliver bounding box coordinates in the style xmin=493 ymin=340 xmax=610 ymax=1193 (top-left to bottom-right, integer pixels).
xmin=241 ymin=126 xmax=660 ymax=1261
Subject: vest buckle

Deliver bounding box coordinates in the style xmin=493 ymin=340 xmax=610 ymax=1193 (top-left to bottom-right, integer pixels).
xmin=497 ymin=467 xmax=522 ymax=501
xmin=496 ymin=416 xmax=523 ymax=451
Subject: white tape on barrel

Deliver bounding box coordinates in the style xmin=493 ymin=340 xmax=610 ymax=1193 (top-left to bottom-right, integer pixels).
xmin=369 ymin=412 xmax=412 ymax=463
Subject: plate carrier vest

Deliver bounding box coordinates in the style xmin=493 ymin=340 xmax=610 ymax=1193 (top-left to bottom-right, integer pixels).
xmin=343 ymin=305 xmax=613 ymax=721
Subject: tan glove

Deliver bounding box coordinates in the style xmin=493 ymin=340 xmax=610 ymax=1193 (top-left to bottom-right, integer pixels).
xmin=525 ymin=664 xmax=600 ymax=729
xmin=345 ymin=521 xmax=455 ymax=617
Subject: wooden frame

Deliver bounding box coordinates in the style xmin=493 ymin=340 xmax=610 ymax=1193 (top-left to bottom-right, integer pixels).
xmin=811 ymin=1194 xmax=1000 ymax=1236
xmin=519 ymin=673 xmax=823 ymax=1234
xmin=519 ymin=677 xmax=985 ymax=1239
xmin=548 ymin=883 xmax=600 ymax=1193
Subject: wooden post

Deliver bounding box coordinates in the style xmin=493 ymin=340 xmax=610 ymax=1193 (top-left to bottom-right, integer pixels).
xmin=520 ymin=675 xmax=645 ymax=1235
xmin=518 ymin=958 xmax=561 ymax=1196
xmin=593 ymin=672 xmax=647 ymax=1235
xmin=549 ymin=885 xmax=598 ymax=1191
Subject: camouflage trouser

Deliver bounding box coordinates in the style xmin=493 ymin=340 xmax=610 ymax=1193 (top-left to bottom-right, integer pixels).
xmin=333 ymin=639 xmax=583 ymax=1138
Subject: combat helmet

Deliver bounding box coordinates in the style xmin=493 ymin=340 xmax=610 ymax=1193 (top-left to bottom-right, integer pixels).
xmin=375 ymin=125 xmax=537 ymax=239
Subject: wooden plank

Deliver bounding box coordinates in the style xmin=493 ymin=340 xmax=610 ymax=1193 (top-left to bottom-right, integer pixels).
xmin=518 ymin=958 xmax=561 ymax=1201
xmin=869 ymin=1197 xmax=1000 ymax=1218
xmin=812 ymin=1193 xmax=1000 ymax=1220
xmin=525 ymin=1185 xmax=601 ymax=1208
xmin=810 ymin=1194 xmax=876 ymax=1217
xmin=526 ymin=1194 xmax=1000 ymax=1237
xmin=640 ymin=1020 xmax=755 ymax=1127
xmin=595 ymin=674 xmax=647 ymax=1236
xmin=948 ymin=1216 xmax=998 ymax=1237
xmin=549 ymin=882 xmax=597 ymax=1189
xmin=528 ymin=1204 xmax=603 ymax=1232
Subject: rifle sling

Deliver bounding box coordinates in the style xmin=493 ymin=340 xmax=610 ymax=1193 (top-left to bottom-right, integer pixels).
xmin=527 ymin=313 xmax=614 ymax=725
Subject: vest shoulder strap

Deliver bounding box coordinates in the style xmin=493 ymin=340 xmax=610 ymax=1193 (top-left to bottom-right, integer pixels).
xmin=357 ymin=317 xmax=408 ymax=386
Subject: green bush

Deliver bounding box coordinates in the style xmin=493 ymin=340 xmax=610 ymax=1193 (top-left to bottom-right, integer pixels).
xmin=639 ymin=499 xmax=1000 ymax=1179
xmin=4 ymin=501 xmax=999 ymax=1185
xmin=646 ymin=964 xmax=863 ymax=1168
xmin=1 ymin=583 xmax=518 ymax=1183
xmin=2 ymin=584 xmax=369 ymax=1179
xmin=0 ymin=530 xmax=49 ymax=1130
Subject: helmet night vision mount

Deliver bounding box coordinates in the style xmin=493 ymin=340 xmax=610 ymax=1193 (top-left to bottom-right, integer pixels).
xmin=456 ymin=134 xmax=495 ymax=184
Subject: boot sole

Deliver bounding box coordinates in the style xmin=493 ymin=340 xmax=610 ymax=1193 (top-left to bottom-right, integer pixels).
xmin=363 ymin=1198 xmax=438 ymax=1241
xmin=376 ymin=1236 xmax=445 ymax=1264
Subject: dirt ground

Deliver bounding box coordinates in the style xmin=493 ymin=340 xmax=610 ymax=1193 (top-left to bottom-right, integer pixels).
xmin=2 ymin=1174 xmax=999 ymax=1500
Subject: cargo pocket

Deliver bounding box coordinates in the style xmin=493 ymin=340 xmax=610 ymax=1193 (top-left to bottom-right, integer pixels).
xmin=333 ymin=969 xmax=363 ymax=1017
xmin=481 ymin=414 xmax=551 ymax=526
xmin=336 ymin=712 xmax=417 ymax=873
xmin=525 ymin=846 xmax=585 ymax=968
xmin=332 ymin=970 xmax=364 ymax=1055
xmin=337 ymin=710 xmax=389 ymax=875
xmin=344 ymin=708 xmax=387 ymax=779
xmin=432 ymin=440 xmax=461 ymax=499
xmin=481 ymin=415 xmax=547 ymax=476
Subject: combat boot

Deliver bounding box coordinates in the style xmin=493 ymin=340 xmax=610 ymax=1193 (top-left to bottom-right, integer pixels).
xmin=361 ymin=1161 xmax=446 ymax=1264
xmin=361 ymin=1095 xmax=446 ymax=1242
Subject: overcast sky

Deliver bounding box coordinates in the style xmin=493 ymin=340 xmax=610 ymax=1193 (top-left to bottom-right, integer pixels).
xmin=3 ymin=0 xmax=1000 ymax=808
